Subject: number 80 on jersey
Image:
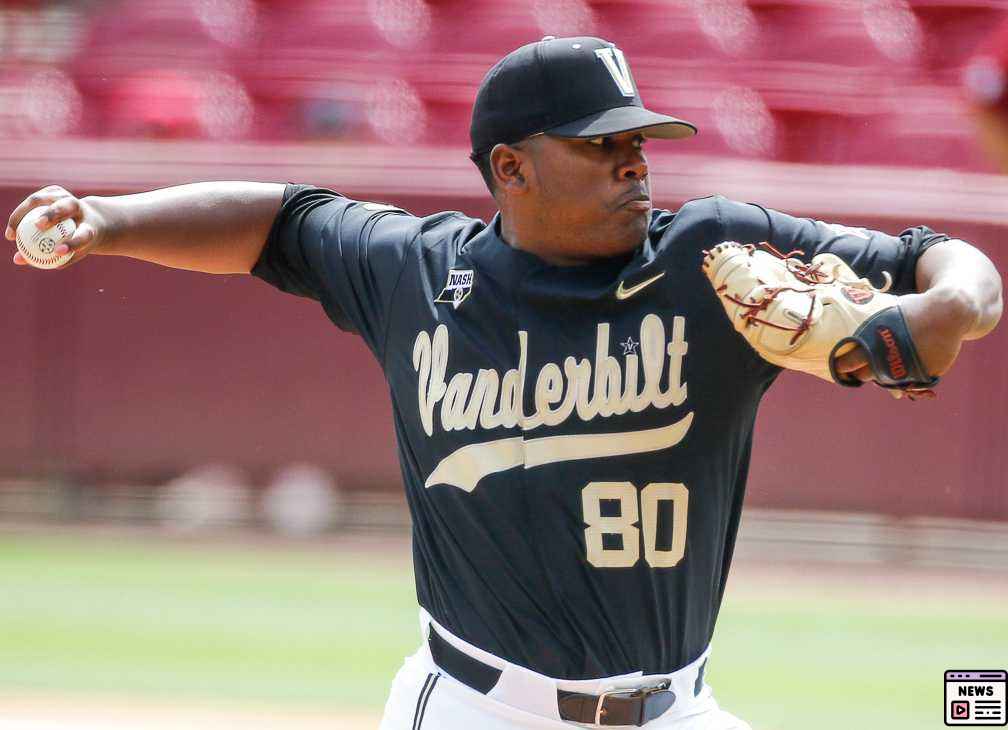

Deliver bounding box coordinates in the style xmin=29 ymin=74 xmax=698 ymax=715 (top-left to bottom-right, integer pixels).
xmin=582 ymin=482 xmax=689 ymax=569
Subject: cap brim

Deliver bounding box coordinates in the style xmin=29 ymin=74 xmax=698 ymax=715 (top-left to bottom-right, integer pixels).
xmin=545 ymin=106 xmax=697 ymax=140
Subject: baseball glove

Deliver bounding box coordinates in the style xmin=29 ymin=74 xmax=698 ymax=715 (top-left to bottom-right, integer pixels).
xmin=701 ymin=241 xmax=939 ymax=400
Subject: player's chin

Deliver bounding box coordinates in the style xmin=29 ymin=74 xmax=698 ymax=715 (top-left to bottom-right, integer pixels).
xmin=612 ymin=205 xmax=650 ymax=245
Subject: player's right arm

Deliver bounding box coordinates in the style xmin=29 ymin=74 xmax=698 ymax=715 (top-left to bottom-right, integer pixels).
xmin=5 ymin=182 xmax=285 ymax=274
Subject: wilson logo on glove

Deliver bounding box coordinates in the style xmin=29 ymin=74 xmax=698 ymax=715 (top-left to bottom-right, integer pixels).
xmin=877 ymin=326 xmax=908 ymax=379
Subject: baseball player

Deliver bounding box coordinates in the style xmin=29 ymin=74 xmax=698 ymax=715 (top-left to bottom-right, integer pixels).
xmin=8 ymin=37 xmax=1002 ymax=729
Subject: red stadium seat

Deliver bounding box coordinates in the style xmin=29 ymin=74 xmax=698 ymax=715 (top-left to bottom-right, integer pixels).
xmin=399 ymin=52 xmax=491 ymax=147
xmin=424 ymin=0 xmax=551 ymax=56
xmin=96 ymin=69 xmax=254 ymax=140
xmin=256 ymin=0 xmax=420 ymax=54
xmin=81 ymin=0 xmax=255 ymax=58
xmin=0 ymin=65 xmax=83 ymax=138
xmin=244 ymin=0 xmax=436 ymax=140
xmin=860 ymin=81 xmax=990 ymax=168
xmin=70 ymin=0 xmax=251 ymax=139
xmin=745 ymin=0 xmax=920 ymax=66
xmin=909 ymin=1 xmax=1008 ymax=82
xmin=589 ymin=0 xmax=750 ymax=60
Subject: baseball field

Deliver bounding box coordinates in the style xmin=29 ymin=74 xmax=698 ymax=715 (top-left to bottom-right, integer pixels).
xmin=1 ymin=528 xmax=1005 ymax=730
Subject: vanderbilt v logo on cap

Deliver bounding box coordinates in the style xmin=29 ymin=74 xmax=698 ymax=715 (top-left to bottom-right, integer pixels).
xmin=595 ymin=47 xmax=635 ymax=97
xmin=469 ymin=36 xmax=698 ymax=158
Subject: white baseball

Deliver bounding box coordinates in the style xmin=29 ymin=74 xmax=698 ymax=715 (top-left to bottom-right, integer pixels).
xmin=16 ymin=206 xmax=75 ymax=269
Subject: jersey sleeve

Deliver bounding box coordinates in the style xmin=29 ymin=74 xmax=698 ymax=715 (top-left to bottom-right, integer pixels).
xmin=251 ymin=183 xmax=418 ymax=357
xmin=713 ymin=196 xmax=950 ymax=295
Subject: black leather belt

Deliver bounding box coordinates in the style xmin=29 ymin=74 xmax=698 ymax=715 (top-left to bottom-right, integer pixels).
xmin=427 ymin=625 xmax=676 ymax=726
xmin=556 ymin=682 xmax=676 ymax=726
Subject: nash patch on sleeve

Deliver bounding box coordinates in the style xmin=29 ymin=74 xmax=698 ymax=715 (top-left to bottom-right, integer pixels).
xmin=434 ymin=269 xmax=474 ymax=309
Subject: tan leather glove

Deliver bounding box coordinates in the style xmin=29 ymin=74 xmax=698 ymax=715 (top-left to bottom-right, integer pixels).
xmin=702 ymin=241 xmax=939 ymax=399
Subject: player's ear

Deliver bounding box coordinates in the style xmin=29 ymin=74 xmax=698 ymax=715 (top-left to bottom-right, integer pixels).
xmin=490 ymin=143 xmax=528 ymax=194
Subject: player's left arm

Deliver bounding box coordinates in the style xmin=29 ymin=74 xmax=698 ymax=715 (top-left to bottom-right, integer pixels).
xmin=910 ymin=238 xmax=1002 ymax=340
xmin=834 ymin=238 xmax=1002 ymax=382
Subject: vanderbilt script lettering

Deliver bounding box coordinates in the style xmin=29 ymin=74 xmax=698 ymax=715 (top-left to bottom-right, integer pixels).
xmin=414 ymin=313 xmax=689 ymax=436
xmin=413 ymin=314 xmax=692 ymax=491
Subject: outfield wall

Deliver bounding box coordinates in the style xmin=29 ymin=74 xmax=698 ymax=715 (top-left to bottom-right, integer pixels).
xmin=1 ymin=142 xmax=1005 ymax=519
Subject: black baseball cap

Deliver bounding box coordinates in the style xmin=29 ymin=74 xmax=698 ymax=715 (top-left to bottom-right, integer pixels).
xmin=470 ymin=36 xmax=697 ymax=158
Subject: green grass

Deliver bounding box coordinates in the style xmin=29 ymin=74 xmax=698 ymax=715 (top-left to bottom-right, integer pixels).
xmin=0 ymin=534 xmax=418 ymax=708
xmin=712 ymin=596 xmax=1007 ymax=730
xmin=1 ymin=533 xmax=1005 ymax=730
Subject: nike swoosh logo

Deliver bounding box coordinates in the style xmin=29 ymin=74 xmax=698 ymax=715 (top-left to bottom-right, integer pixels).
xmin=424 ymin=412 xmax=694 ymax=491
xmin=615 ymin=271 xmax=665 ymax=300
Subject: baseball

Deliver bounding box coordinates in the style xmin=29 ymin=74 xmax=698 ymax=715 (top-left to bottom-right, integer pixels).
xmin=16 ymin=206 xmax=75 ymax=269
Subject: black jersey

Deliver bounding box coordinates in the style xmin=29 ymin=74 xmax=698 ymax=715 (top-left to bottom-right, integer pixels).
xmin=253 ymin=185 xmax=948 ymax=679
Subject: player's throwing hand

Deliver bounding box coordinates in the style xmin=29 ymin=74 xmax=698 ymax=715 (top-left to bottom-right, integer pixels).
xmin=6 ymin=185 xmax=105 ymax=268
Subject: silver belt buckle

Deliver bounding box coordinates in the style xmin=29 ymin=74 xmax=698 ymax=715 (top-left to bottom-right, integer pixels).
xmin=594 ymin=687 xmax=629 ymax=725
xmin=593 ymin=680 xmax=672 ymax=726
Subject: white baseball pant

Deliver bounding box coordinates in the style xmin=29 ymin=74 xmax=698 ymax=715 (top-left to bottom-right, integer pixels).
xmin=379 ymin=611 xmax=752 ymax=730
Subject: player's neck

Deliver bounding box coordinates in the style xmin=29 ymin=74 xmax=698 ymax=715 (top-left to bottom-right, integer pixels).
xmin=498 ymin=214 xmax=589 ymax=267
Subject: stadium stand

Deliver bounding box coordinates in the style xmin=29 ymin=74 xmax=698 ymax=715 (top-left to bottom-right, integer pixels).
xmin=0 ymin=0 xmax=1001 ymax=170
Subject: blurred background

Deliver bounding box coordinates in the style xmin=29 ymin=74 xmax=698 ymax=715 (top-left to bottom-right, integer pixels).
xmin=0 ymin=0 xmax=1006 ymax=728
